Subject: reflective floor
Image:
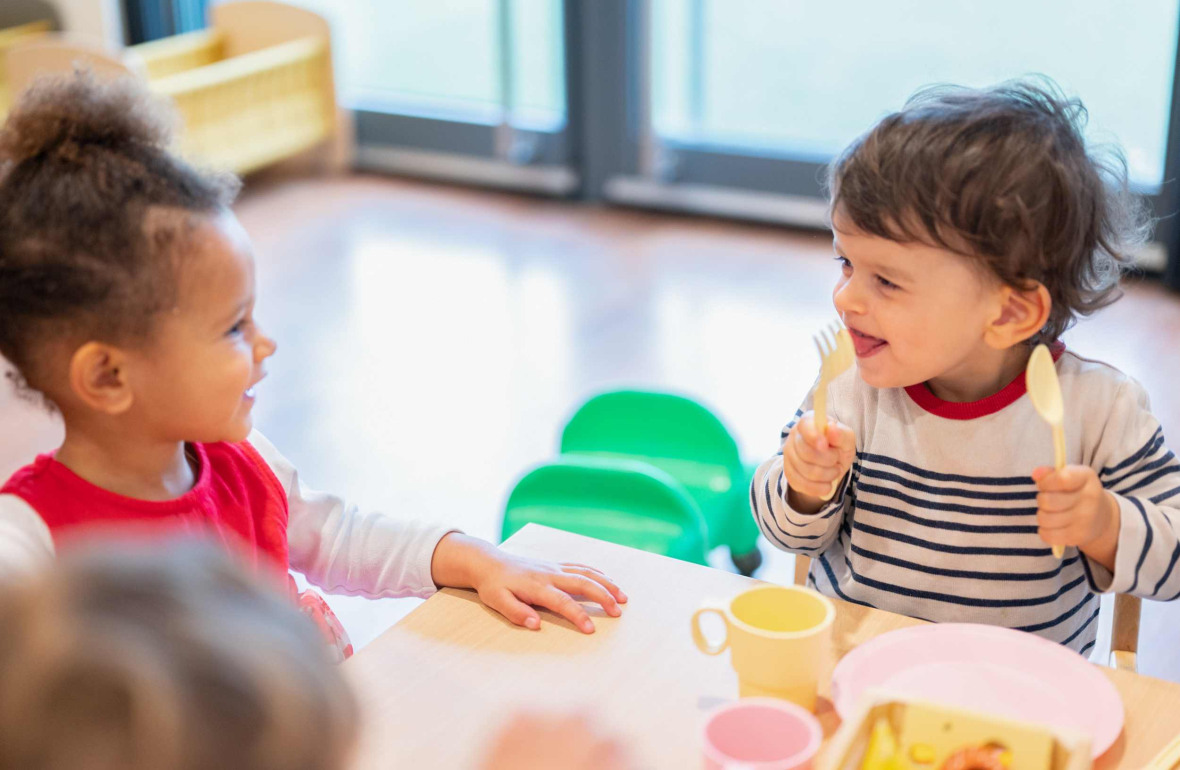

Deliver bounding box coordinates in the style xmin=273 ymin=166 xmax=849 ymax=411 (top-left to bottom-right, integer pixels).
xmin=4 ymin=171 xmax=1179 ymax=679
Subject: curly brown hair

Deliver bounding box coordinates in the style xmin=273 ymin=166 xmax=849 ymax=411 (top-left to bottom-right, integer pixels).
xmin=0 ymin=71 xmax=240 ymax=396
xmin=827 ymin=77 xmax=1152 ymax=345
xmin=0 ymin=540 xmax=357 ymax=770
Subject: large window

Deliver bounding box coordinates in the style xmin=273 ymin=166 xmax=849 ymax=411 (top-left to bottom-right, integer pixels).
xmin=287 ymin=0 xmax=564 ymax=129
xmin=191 ymin=0 xmax=1180 ymax=285
xmin=278 ymin=0 xmax=574 ymax=193
xmin=650 ymin=1 xmax=1179 ymax=189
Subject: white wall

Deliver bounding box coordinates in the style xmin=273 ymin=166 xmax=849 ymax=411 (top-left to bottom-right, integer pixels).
xmin=49 ymin=0 xmax=123 ymax=47
xmin=0 ymin=368 xmax=63 ymax=485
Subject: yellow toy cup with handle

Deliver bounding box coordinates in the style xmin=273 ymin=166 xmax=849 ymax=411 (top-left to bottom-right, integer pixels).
xmin=692 ymin=584 xmax=835 ymax=712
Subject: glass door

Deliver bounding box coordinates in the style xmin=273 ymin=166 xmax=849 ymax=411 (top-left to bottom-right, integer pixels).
xmin=601 ymin=0 xmax=1180 ymax=281
xmin=262 ymin=0 xmax=576 ymax=194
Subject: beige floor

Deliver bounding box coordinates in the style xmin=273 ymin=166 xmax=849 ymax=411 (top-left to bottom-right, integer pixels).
xmin=3 ymin=171 xmax=1179 ymax=681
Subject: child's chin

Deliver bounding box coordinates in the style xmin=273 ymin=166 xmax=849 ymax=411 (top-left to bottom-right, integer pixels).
xmin=222 ymin=418 xmax=253 ymax=443
xmin=855 ymin=362 xmax=909 ymax=390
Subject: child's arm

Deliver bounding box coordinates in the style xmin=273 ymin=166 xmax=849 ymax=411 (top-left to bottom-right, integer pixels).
xmin=0 ymin=494 xmax=54 ymax=579
xmin=248 ymin=432 xmax=625 ymax=633
xmin=1037 ymin=377 xmax=1180 ymax=598
xmin=751 ymin=401 xmax=856 ymax=558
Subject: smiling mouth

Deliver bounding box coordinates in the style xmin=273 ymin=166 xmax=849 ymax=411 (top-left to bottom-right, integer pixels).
xmin=848 ymin=327 xmax=887 ymax=357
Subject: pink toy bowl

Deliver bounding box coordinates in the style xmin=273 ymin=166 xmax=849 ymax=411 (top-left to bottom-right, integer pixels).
xmin=703 ymin=698 xmax=823 ymax=770
xmin=830 ymin=623 xmax=1124 ymax=758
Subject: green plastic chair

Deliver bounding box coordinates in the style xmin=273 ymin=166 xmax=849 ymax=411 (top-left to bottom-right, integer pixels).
xmin=501 ymin=456 xmax=710 ymax=565
xmin=559 ymin=389 xmax=763 ymax=575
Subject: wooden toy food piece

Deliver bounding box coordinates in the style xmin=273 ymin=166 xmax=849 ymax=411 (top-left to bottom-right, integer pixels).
xmin=940 ymin=744 xmax=1007 ymax=770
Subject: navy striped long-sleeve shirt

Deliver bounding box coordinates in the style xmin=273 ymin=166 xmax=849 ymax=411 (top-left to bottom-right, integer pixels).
xmin=751 ymin=350 xmax=1180 ymax=655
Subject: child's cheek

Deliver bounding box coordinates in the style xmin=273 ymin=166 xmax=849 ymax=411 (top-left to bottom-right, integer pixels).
xmin=234 ymin=344 xmax=255 ymax=380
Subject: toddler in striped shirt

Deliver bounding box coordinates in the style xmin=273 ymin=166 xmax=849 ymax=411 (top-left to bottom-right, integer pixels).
xmin=752 ymin=78 xmax=1177 ymax=655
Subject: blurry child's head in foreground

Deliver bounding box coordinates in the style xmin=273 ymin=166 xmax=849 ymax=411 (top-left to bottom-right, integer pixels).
xmin=0 ymin=540 xmax=356 ymax=770
xmin=825 ymin=78 xmax=1150 ymax=396
xmin=0 ymin=72 xmax=275 ymax=443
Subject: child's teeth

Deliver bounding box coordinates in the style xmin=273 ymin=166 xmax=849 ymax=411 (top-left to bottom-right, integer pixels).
xmin=246 ymin=387 xmax=256 ymax=398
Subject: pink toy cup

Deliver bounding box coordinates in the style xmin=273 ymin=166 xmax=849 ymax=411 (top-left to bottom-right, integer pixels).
xmin=702 ymin=698 xmax=823 ymax=770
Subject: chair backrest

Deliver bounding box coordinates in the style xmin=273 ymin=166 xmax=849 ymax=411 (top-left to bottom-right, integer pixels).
xmin=1110 ymin=593 xmax=1140 ymax=672
xmin=502 ymin=457 xmax=709 ymax=564
xmin=793 ymin=555 xmax=811 ymax=587
xmin=561 ymin=390 xmax=744 ymax=493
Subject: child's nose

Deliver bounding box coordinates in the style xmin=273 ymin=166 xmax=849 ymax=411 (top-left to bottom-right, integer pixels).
xmin=833 ymin=278 xmax=866 ymax=316
xmin=255 ymin=330 xmax=278 ymax=360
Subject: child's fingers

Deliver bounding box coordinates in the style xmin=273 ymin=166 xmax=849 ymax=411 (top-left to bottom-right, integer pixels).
xmin=826 ymin=421 xmax=857 ymax=453
xmin=561 ymin=561 xmax=607 ymax=576
xmin=586 ymin=739 xmax=632 ymax=770
xmin=531 ymin=586 xmax=596 ymax=633
xmin=796 ymin=413 xmax=830 ymax=452
xmin=552 ymin=573 xmax=622 ymax=617
xmin=561 ymin=564 xmax=628 ymax=604
xmin=1037 ymin=524 xmax=1071 ymax=546
xmin=783 ymin=452 xmax=844 ymax=496
xmin=1036 ymin=489 xmax=1082 ymax=513
xmin=792 ymin=430 xmax=841 ymax=467
xmin=485 ymin=587 xmax=542 ymax=630
xmin=828 ymin=422 xmax=857 ymax=468
xmin=784 ymin=471 xmax=841 ymax=500
xmin=1037 ymin=511 xmax=1080 ymax=546
xmin=1037 ymin=519 xmax=1087 ymax=548
xmin=1037 ymin=507 xmax=1074 ymax=527
xmin=1033 ymin=465 xmax=1090 ymax=492
xmin=787 ymin=453 xmax=845 ymax=484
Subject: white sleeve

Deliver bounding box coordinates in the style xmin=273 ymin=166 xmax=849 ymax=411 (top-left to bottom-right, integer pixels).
xmin=0 ymin=493 xmax=54 ymax=580
xmin=750 ymin=376 xmax=851 ymax=556
xmin=1082 ymin=378 xmax=1180 ymax=599
xmin=247 ymin=430 xmax=458 ymax=600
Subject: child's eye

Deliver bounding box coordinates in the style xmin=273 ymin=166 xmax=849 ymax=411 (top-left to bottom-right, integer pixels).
xmin=227 ymin=319 xmax=249 ymax=336
xmin=876 ymin=275 xmax=899 ymax=290
xmin=834 ymin=256 xmax=852 ymax=271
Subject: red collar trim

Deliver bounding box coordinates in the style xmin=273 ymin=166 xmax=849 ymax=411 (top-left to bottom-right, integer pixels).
xmin=41 ymin=442 xmax=211 ymax=512
xmin=904 ymin=342 xmax=1064 ymax=420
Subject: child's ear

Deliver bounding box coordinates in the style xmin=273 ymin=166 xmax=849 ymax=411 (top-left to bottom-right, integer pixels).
xmin=68 ymin=342 xmax=134 ymax=415
xmin=984 ymin=281 xmax=1052 ymax=349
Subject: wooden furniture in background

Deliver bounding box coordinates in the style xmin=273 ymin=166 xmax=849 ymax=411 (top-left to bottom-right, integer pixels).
xmin=4 ymin=1 xmax=342 ymax=175
xmin=0 ymin=19 xmax=49 ymax=114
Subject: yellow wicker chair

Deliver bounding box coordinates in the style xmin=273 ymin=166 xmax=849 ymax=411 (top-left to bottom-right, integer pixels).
xmin=0 ymin=19 xmax=50 ymax=114
xmin=6 ymin=2 xmax=338 ymax=175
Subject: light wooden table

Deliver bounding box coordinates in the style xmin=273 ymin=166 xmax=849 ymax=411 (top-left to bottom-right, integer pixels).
xmin=345 ymin=525 xmax=1180 ymax=769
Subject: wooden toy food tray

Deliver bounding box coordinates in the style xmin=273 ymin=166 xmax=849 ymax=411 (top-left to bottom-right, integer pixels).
xmin=816 ymin=690 xmax=1092 ymax=770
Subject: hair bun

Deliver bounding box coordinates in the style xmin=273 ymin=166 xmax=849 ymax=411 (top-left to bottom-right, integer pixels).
xmin=0 ymin=71 xmax=175 ymax=165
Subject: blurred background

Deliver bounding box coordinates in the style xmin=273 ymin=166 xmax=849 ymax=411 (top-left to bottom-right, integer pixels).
xmin=2 ymin=0 xmax=1180 ymax=680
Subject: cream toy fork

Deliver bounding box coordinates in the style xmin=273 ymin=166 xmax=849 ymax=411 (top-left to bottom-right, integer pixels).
xmin=813 ymin=320 xmax=854 ymax=501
